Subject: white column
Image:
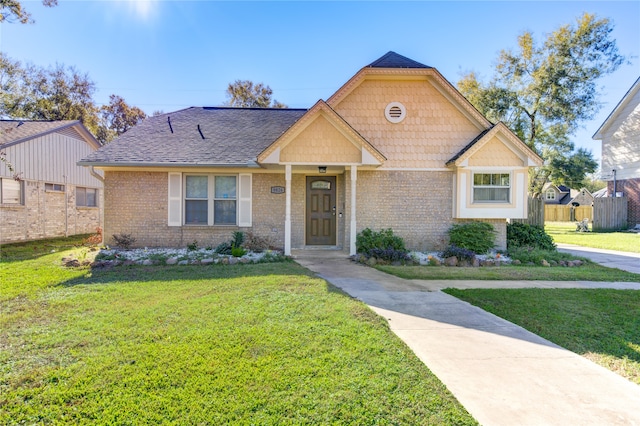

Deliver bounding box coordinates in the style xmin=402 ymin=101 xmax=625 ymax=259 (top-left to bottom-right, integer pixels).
xmin=350 ymin=165 xmax=357 ymax=256
xmin=284 ymin=164 xmax=292 ymax=256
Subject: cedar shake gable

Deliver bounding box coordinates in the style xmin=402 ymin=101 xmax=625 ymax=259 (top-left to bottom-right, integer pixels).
xmin=79 ymin=107 xmax=307 ymax=167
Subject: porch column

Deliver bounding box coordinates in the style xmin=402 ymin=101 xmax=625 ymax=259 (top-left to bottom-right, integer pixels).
xmin=350 ymin=165 xmax=357 ymax=255
xmin=284 ymin=164 xmax=292 ymax=256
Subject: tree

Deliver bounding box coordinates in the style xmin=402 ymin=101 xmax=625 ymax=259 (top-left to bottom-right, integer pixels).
xmin=225 ymin=80 xmax=287 ymax=108
xmin=548 ymin=148 xmax=598 ymax=188
xmin=98 ymin=95 xmax=147 ymax=144
xmin=1 ymin=0 xmax=57 ymax=24
xmin=457 ymin=13 xmax=625 ymax=195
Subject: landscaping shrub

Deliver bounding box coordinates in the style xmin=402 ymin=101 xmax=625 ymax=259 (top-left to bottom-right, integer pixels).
xmin=367 ymin=247 xmax=412 ymax=263
xmin=356 ymin=228 xmax=406 ymax=253
xmin=448 ymin=222 xmax=495 ymax=254
xmin=214 ymin=242 xmax=232 ymax=255
xmin=507 ymin=222 xmax=556 ymax=251
xmin=112 ymin=233 xmax=136 ymax=249
xmin=243 ymin=232 xmax=274 ymax=253
xmin=508 ymin=246 xmax=579 ymax=265
xmin=440 ymin=245 xmax=476 ymax=262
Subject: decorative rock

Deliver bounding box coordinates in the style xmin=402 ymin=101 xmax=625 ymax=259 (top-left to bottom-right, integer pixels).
xmin=228 ymin=257 xmax=238 ymax=265
xmin=240 ymin=258 xmax=250 ymax=264
xmin=367 ymin=257 xmax=377 ymax=266
xmin=472 ymin=257 xmax=480 ymax=267
xmin=201 ymin=258 xmax=214 ymax=264
xmin=481 ymin=259 xmax=495 ymax=267
xmin=178 ymin=260 xmax=189 ymax=265
xmin=444 ymin=256 xmax=458 ymax=267
xmin=142 ymin=259 xmax=153 ymax=266
xmin=541 ymin=259 xmax=550 ymax=267
xmin=573 ymin=260 xmax=583 ymax=266
xmin=166 ymin=257 xmax=178 ymax=265
xmin=220 ymin=257 xmax=229 ymax=265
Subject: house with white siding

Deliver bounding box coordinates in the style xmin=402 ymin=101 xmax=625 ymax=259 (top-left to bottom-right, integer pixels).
xmin=0 ymin=120 xmax=103 ymax=244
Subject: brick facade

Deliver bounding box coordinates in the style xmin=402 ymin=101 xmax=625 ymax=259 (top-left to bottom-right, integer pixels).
xmin=608 ymin=178 xmax=640 ymax=227
xmin=0 ymin=180 xmax=102 ymax=244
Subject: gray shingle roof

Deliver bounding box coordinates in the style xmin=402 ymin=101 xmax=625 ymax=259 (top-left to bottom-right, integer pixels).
xmin=0 ymin=120 xmax=80 ymax=146
xmin=367 ymin=51 xmax=432 ymax=69
xmin=79 ymin=107 xmax=307 ymax=167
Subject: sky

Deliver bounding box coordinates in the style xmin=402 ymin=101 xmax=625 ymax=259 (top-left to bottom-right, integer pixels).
xmin=1 ymin=1 xmax=639 ymax=173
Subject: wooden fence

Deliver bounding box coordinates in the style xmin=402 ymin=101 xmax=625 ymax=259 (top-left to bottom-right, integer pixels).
xmin=511 ymin=196 xmax=545 ymax=227
xmin=544 ymin=205 xmax=593 ymax=222
xmin=593 ymin=197 xmax=628 ymax=231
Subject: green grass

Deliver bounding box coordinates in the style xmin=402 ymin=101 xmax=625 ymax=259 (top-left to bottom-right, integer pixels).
xmin=546 ymin=221 xmax=640 ymax=253
xmin=376 ymin=263 xmax=640 ymax=282
xmin=1 ymin=237 xmax=476 ymax=425
xmin=443 ymin=288 xmax=640 ymax=385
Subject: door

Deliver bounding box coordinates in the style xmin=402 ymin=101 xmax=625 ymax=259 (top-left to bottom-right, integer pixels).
xmin=306 ymin=176 xmax=336 ymax=245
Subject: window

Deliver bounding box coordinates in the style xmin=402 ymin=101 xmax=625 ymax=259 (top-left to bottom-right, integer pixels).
xmin=184 ymin=175 xmax=237 ymax=225
xmin=45 ymin=183 xmax=65 ymax=192
xmin=473 ymin=173 xmax=510 ymax=203
xmin=545 ymin=189 xmax=556 ymax=201
xmin=0 ymin=178 xmax=23 ymax=204
xmin=76 ymin=187 xmax=98 ymax=207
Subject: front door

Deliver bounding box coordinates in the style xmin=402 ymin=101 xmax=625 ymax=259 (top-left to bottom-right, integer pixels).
xmin=306 ymin=176 xmax=336 ymax=245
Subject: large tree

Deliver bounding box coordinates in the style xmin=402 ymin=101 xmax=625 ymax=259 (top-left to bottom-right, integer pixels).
xmin=97 ymin=94 xmax=147 ymax=144
xmin=0 ymin=0 xmax=57 ymax=24
xmin=225 ymin=80 xmax=287 ymax=108
xmin=457 ymin=13 xmax=625 ymax=195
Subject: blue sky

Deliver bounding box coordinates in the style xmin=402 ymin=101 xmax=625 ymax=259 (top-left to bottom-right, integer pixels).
xmin=1 ymin=1 xmax=639 ymax=168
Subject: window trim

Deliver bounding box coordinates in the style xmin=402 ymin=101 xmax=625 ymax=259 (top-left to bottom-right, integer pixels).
xmin=0 ymin=178 xmax=24 ymax=205
xmin=472 ymin=172 xmax=511 ymax=204
xmin=183 ymin=174 xmax=238 ymax=226
xmin=45 ymin=183 xmax=66 ymax=192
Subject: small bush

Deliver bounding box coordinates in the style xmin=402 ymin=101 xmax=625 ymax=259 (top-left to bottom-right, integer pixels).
xmin=187 ymin=240 xmax=199 ymax=251
xmin=112 ymin=233 xmax=136 ymax=250
xmin=448 ymin=222 xmax=495 ymax=254
xmin=83 ymin=227 xmax=103 ymax=246
xmin=356 ymin=228 xmax=406 ymax=254
xmin=440 ymin=245 xmax=476 ymax=262
xmin=507 ymin=222 xmax=556 ymax=251
xmin=215 ymin=242 xmax=232 ymax=255
xmin=508 ymin=246 xmax=577 ymax=265
xmin=367 ymin=247 xmax=412 ymax=263
xmin=231 ymin=246 xmax=247 ymax=257
xmin=231 ymin=231 xmax=245 ymax=249
xmin=243 ymin=232 xmax=274 ymax=253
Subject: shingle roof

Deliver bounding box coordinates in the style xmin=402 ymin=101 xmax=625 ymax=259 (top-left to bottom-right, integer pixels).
xmin=445 ymin=126 xmax=493 ymax=165
xmin=0 ymin=120 xmax=80 ymax=146
xmin=367 ymin=51 xmax=432 ymax=69
xmin=79 ymin=107 xmax=307 ymax=166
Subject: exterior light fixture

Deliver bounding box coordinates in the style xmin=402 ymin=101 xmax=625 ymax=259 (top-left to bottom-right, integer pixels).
xmin=318 ymin=166 xmax=327 ymax=174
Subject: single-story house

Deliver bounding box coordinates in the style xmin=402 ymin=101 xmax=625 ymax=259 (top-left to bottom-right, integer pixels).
xmin=79 ymin=52 xmax=543 ymax=255
xmin=1 ymin=120 xmax=103 ymax=244
xmin=593 ymin=76 xmax=640 ymax=227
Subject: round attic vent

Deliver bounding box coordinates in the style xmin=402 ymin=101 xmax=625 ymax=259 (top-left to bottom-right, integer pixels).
xmin=385 ymin=102 xmax=406 ymax=123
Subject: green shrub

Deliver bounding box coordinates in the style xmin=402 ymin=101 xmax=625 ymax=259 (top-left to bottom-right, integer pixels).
xmin=507 ymin=222 xmax=556 ymax=251
xmin=112 ymin=233 xmax=136 ymax=250
xmin=187 ymin=240 xmax=198 ymax=251
xmin=356 ymin=228 xmax=406 ymax=254
xmin=231 ymin=246 xmax=247 ymax=257
xmin=508 ymin=246 xmax=578 ymax=265
xmin=214 ymin=242 xmax=232 ymax=255
xmin=231 ymin=231 xmax=245 ymax=249
xmin=448 ymin=222 xmax=495 ymax=254
xmin=440 ymin=245 xmax=476 ymax=262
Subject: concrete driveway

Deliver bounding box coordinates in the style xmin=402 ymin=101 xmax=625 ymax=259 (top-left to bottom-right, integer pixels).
xmin=557 ymin=243 xmax=640 ymax=274
xmin=293 ymin=250 xmax=640 ymax=426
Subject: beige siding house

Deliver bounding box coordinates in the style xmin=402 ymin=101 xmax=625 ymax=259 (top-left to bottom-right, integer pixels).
xmin=0 ymin=120 xmax=103 ymax=244
xmin=80 ymin=52 xmax=542 ymax=254
xmin=593 ymin=77 xmax=640 ymax=227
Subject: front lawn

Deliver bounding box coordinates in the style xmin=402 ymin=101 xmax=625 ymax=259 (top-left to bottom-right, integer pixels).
xmin=0 ymin=237 xmax=475 ymax=424
xmin=376 ymin=263 xmax=640 ymax=282
xmin=546 ymin=221 xmax=640 ymax=253
xmin=444 ymin=288 xmax=640 ymax=385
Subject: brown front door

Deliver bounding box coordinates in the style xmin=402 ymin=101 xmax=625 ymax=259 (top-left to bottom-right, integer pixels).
xmin=306 ymin=176 xmax=336 ymax=245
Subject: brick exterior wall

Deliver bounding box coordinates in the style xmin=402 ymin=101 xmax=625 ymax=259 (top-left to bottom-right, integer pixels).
xmin=608 ymin=178 xmax=640 ymax=227
xmin=0 ymin=180 xmax=102 ymax=244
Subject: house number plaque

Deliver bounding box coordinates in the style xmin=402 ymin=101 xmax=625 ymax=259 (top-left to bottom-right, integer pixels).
xmin=271 ymin=186 xmax=285 ymax=194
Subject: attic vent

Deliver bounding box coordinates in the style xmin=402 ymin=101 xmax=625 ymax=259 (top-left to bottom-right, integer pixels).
xmin=385 ymin=102 xmax=406 ymax=123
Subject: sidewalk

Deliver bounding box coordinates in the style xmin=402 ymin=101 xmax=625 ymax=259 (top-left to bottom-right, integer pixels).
xmin=293 ymin=250 xmax=640 ymax=426
xmin=556 ymin=243 xmax=640 ymax=274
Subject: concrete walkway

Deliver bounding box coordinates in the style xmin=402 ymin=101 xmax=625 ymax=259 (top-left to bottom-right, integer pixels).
xmin=293 ymin=250 xmax=640 ymax=426
xmin=557 ymin=243 xmax=640 ymax=274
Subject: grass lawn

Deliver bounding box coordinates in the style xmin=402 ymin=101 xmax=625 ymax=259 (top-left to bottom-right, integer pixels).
xmin=444 ymin=288 xmax=640 ymax=385
xmin=0 ymin=237 xmax=476 ymax=425
xmin=376 ymin=263 xmax=640 ymax=282
xmin=546 ymin=221 xmax=640 ymax=253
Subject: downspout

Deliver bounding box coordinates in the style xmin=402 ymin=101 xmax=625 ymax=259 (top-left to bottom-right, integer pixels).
xmin=88 ymin=166 xmax=105 ymax=243
xmin=88 ymin=166 xmax=105 ymax=183
xmin=64 ymin=175 xmax=68 ymax=237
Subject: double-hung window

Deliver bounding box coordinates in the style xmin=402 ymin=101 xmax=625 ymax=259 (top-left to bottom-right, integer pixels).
xmin=545 ymin=190 xmax=556 ymax=201
xmin=473 ymin=173 xmax=510 ymax=203
xmin=0 ymin=178 xmax=23 ymax=205
xmin=185 ymin=175 xmax=237 ymax=225
xmin=76 ymin=187 xmax=98 ymax=207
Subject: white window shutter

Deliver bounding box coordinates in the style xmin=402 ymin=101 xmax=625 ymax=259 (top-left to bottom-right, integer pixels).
xmin=238 ymin=173 xmax=252 ymax=227
xmin=168 ymin=172 xmax=182 ymax=226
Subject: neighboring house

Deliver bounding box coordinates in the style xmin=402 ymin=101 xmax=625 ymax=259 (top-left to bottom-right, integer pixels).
xmin=79 ymin=52 xmax=542 ymax=254
xmin=543 ymin=183 xmax=594 ymax=206
xmin=0 ymin=120 xmax=103 ymax=244
xmin=593 ymin=76 xmax=640 ymax=227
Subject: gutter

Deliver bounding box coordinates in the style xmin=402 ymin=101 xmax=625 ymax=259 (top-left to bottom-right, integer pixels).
xmin=78 ymin=161 xmax=262 ymax=169
xmin=88 ymin=166 xmax=105 ymax=183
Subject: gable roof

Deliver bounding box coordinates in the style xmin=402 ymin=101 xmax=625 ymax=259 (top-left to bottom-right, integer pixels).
xmin=367 ymin=51 xmax=432 ymax=69
xmin=79 ymin=107 xmax=307 ymax=167
xmin=258 ymin=100 xmax=386 ymax=165
xmin=0 ymin=120 xmax=100 ymax=149
xmin=446 ymin=122 xmax=543 ymax=167
xmin=593 ymin=76 xmax=640 ymax=140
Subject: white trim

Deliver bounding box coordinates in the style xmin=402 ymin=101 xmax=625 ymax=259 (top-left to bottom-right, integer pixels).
xmin=377 ymin=167 xmax=452 ymax=172
xmin=167 ymin=172 xmax=182 ymax=226
xmin=238 ymin=173 xmax=252 ymax=227
xmin=385 ymin=102 xmax=406 ymax=123
xmin=284 ymin=165 xmax=292 ymax=256
xmin=350 ymin=166 xmax=357 ymax=255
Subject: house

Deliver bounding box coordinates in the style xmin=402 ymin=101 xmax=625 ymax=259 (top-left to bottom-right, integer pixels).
xmin=79 ymin=52 xmax=542 ymax=255
xmin=0 ymin=120 xmax=103 ymax=244
xmin=593 ymin=76 xmax=640 ymax=227
xmin=543 ymin=183 xmax=594 ymax=206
